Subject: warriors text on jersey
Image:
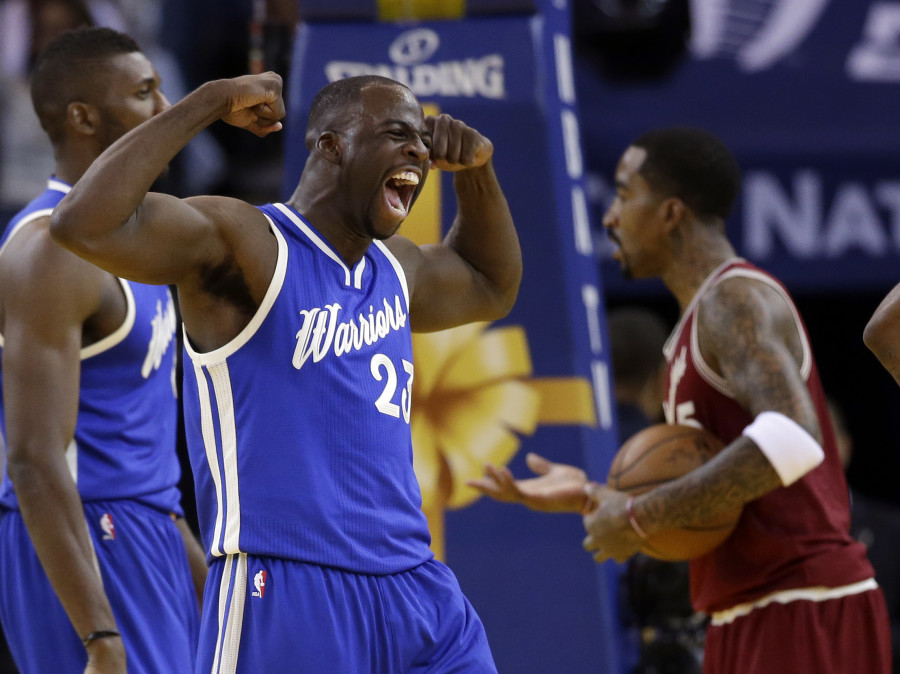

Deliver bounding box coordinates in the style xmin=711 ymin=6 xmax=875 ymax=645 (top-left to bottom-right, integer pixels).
xmin=0 ymin=179 xmax=182 ymax=512
xmin=662 ymin=258 xmax=874 ymax=613
xmin=182 ymin=203 xmax=433 ymax=574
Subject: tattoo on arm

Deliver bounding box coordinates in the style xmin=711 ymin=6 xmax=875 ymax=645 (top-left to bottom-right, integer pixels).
xmin=634 ymin=276 xmax=820 ymax=532
xmin=698 ymin=277 xmax=821 ymax=441
xmin=636 ymin=437 xmax=781 ymax=531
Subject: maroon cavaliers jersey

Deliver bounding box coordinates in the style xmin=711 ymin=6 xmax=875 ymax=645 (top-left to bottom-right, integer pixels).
xmin=663 ymin=258 xmax=874 ymax=613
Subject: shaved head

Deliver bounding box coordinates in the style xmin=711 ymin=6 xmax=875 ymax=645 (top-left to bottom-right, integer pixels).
xmin=305 ymin=75 xmax=409 ymax=146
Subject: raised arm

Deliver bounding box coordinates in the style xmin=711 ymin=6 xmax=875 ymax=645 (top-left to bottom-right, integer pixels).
xmin=1 ymin=226 xmax=127 ymax=672
xmin=386 ymin=114 xmax=522 ymax=332
xmin=50 ymin=73 xmax=285 ymax=288
xmin=863 ymin=282 xmax=900 ymax=386
xmin=583 ymin=277 xmax=825 ymax=562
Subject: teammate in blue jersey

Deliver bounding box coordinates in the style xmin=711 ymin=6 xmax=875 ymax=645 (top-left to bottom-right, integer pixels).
xmin=50 ymin=71 xmax=522 ymax=672
xmin=0 ymin=28 xmax=205 ymax=674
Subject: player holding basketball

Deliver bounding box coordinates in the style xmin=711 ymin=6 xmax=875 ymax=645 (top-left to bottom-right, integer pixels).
xmin=471 ymin=128 xmax=892 ymax=672
xmin=50 ymin=72 xmax=521 ymax=672
xmin=0 ymin=28 xmax=203 ymax=674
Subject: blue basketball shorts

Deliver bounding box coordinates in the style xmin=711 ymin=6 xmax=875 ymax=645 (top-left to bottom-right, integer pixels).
xmin=0 ymin=500 xmax=199 ymax=674
xmin=196 ymin=555 xmax=497 ymax=673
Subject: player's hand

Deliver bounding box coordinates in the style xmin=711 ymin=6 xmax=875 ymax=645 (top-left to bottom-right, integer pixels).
xmin=84 ymin=636 xmax=126 ymax=674
xmin=581 ymin=483 xmax=644 ymax=564
xmin=220 ymin=72 xmax=285 ymax=137
xmin=426 ymin=114 xmax=493 ymax=172
xmin=467 ymin=453 xmax=590 ymax=513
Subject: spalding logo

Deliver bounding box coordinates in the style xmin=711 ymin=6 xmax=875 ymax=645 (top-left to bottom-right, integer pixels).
xmin=389 ymin=28 xmax=440 ymax=66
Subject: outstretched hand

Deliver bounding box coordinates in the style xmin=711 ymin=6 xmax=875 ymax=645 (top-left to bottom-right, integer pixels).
xmin=426 ymin=113 xmax=493 ymax=172
xmin=467 ymin=453 xmax=590 ymax=513
xmin=220 ymin=72 xmax=285 ymax=137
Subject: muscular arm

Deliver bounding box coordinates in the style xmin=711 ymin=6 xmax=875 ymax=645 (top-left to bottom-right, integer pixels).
xmin=636 ymin=278 xmax=819 ymax=526
xmin=50 ymin=74 xmax=285 ymax=340
xmin=386 ymin=115 xmax=522 ymax=332
xmin=584 ymin=277 xmax=822 ymax=562
xmin=863 ymin=282 xmax=900 ymax=386
xmin=1 ymin=225 xmax=125 ymax=669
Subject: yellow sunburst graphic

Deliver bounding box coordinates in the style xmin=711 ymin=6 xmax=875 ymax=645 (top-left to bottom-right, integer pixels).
xmin=400 ymin=105 xmax=599 ymax=560
xmin=411 ymin=323 xmax=540 ymax=559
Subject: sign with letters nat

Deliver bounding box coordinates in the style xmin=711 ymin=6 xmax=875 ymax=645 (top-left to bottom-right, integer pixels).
xmin=284 ymin=4 xmax=626 ymax=673
xmin=578 ymin=0 xmax=900 ymax=295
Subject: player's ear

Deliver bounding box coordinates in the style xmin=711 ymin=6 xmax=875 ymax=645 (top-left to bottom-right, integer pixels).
xmin=315 ymin=131 xmax=343 ymax=165
xmin=660 ymin=197 xmax=687 ymax=233
xmin=67 ymin=101 xmax=100 ymax=136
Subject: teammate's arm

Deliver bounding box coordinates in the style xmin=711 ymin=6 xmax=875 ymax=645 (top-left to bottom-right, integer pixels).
xmin=583 ymin=278 xmax=824 ymax=562
xmin=49 ymin=73 xmax=285 ymax=288
xmin=174 ymin=517 xmax=208 ymax=604
xmin=1 ymin=226 xmax=126 ymax=673
xmin=863 ymin=282 xmax=900 ymax=386
xmin=385 ymin=114 xmax=521 ymax=332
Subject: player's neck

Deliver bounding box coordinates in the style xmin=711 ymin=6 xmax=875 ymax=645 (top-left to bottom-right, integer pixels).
xmin=662 ymin=228 xmax=736 ymax=311
xmin=53 ymin=151 xmax=97 ymax=187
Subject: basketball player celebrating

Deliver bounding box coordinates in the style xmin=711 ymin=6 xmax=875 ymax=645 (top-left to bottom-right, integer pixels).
xmin=470 ymin=128 xmax=892 ymax=672
xmin=50 ymin=72 xmax=521 ymax=672
xmin=0 ymin=28 xmax=203 ymax=673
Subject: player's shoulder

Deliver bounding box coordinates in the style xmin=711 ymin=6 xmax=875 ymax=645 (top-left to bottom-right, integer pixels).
xmin=0 ymin=221 xmax=112 ymax=321
xmin=702 ymin=269 xmax=792 ymax=322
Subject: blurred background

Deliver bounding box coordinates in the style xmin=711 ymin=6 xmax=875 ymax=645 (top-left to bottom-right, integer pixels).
xmin=1 ymin=1 xmax=897 ymax=672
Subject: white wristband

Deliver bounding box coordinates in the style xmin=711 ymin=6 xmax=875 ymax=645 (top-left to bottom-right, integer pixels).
xmin=742 ymin=411 xmax=825 ymax=486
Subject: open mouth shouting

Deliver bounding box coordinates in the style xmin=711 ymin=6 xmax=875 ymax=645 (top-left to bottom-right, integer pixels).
xmin=383 ymin=170 xmax=420 ymax=219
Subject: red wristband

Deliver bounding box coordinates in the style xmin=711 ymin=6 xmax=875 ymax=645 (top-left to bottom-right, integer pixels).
xmin=625 ymin=496 xmax=648 ymax=539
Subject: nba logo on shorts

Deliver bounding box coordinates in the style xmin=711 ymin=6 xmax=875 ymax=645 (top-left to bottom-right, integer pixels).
xmin=252 ymin=570 xmax=267 ymax=598
xmin=100 ymin=513 xmax=116 ymax=540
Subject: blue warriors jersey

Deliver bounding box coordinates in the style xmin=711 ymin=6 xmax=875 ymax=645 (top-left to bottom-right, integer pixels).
xmin=0 ymin=179 xmax=182 ymax=512
xmin=182 ymin=203 xmax=433 ymax=574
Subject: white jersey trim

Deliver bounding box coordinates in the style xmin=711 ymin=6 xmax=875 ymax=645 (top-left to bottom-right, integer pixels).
xmin=709 ymin=578 xmax=878 ymax=626
xmin=0 ymin=197 xmax=134 ymax=357
xmin=0 ymin=208 xmax=51 ymax=264
xmin=81 ymin=278 xmax=135 ymax=360
xmin=209 ymin=361 xmax=241 ymax=554
xmin=689 ymin=268 xmax=812 ymax=398
xmin=185 ymin=216 xmax=288 ymax=366
xmin=0 ymin=206 xmax=55 ymax=347
xmin=274 ymin=202 xmax=367 ymax=290
xmin=193 ymin=361 xmax=226 ymax=557
xmin=211 ymin=553 xmax=247 ymax=674
xmin=663 ymin=258 xmax=738 ymax=361
xmin=373 ymin=240 xmax=410 ymax=311
xmin=0 ymin=180 xmax=69 ymax=262
xmin=65 ymin=438 xmax=78 ymax=484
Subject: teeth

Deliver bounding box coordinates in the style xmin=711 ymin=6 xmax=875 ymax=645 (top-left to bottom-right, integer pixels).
xmin=389 ymin=171 xmax=419 ymax=186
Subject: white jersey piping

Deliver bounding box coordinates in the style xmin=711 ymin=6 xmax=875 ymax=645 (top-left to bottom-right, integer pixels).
xmin=373 ymin=239 xmax=410 ymax=311
xmin=709 ymin=578 xmax=878 ymax=626
xmin=80 ymin=278 xmax=136 ymax=359
xmin=273 ymin=202 xmax=367 ymax=290
xmin=184 ymin=216 xmax=288 ymax=367
xmin=689 ymin=267 xmax=812 ymax=398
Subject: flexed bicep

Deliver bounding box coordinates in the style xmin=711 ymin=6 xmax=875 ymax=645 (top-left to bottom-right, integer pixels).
xmin=52 ymin=192 xmax=239 ymax=287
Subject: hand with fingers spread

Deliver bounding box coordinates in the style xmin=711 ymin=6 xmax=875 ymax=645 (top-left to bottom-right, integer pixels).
xmin=426 ymin=113 xmax=493 ymax=172
xmin=219 ymin=72 xmax=285 ymax=137
xmin=581 ymin=483 xmax=643 ymax=564
xmin=468 ymin=453 xmax=591 ymax=513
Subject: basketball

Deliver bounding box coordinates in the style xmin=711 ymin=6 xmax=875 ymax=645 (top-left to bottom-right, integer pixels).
xmin=607 ymin=424 xmax=741 ymax=561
